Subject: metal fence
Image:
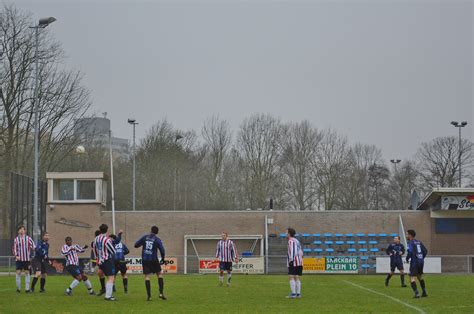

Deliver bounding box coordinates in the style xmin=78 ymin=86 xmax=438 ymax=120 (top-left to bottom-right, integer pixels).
xmin=1 ymin=255 xmax=472 ymax=275
xmin=9 ymin=172 xmax=47 ymax=241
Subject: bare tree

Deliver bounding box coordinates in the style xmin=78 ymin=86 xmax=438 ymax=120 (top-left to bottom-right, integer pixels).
xmin=416 ymin=136 xmax=474 ymax=188
xmin=312 ymin=129 xmax=351 ymax=210
xmin=0 ymin=5 xmax=91 ymax=236
xmin=201 ymin=115 xmax=232 ymax=207
xmin=388 ymin=160 xmax=419 ymax=210
xmin=280 ymin=120 xmax=322 ymax=210
xmin=367 ymin=162 xmax=390 ymax=210
xmin=338 ymin=143 xmax=383 ymax=210
xmin=237 ymin=114 xmax=282 ymax=209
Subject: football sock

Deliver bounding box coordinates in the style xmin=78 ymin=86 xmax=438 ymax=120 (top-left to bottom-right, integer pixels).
xmin=123 ymin=278 xmax=128 ymax=292
xmin=158 ymin=278 xmax=164 ymax=294
xmin=296 ymin=280 xmax=301 ymax=294
xmin=84 ymin=279 xmax=93 ymax=290
xmin=105 ymin=282 xmax=113 ymax=298
xmin=400 ymin=275 xmax=405 ymax=285
xmin=100 ymin=277 xmax=105 ymax=290
xmin=410 ymin=282 xmax=418 ymax=294
xmin=16 ymin=274 xmax=21 ymax=290
xmin=69 ymin=279 xmax=80 ymax=291
xmin=290 ymin=279 xmax=296 ymax=294
xmin=145 ymin=280 xmax=151 ymax=298
xmin=386 ymin=274 xmax=392 ymax=281
xmin=227 ymin=273 xmax=232 ymax=284
xmin=219 ymin=275 xmax=224 ymax=283
xmin=40 ymin=278 xmax=46 ymax=290
xmin=419 ymin=279 xmax=426 ymax=293
xmin=25 ymin=274 xmax=30 ymax=290
xmin=31 ymin=277 xmax=38 ymax=290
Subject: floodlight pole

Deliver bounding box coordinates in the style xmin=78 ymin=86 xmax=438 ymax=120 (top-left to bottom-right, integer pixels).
xmin=390 ymin=159 xmax=402 ymax=210
xmin=109 ymin=129 xmax=116 ymax=234
xmin=451 ymin=121 xmax=468 ymax=187
xmin=128 ymin=119 xmax=138 ymax=211
xmin=173 ymin=134 xmax=183 ymax=211
xmin=30 ymin=17 xmax=56 ymax=242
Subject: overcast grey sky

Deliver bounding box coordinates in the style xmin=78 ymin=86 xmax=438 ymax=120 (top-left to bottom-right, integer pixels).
xmin=13 ymin=0 xmax=474 ymax=161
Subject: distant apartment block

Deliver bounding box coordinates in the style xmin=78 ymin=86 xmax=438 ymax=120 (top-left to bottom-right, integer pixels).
xmin=74 ymin=117 xmax=130 ymax=159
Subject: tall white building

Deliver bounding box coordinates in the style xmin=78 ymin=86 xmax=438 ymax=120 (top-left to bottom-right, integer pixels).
xmin=75 ymin=117 xmax=130 ymax=160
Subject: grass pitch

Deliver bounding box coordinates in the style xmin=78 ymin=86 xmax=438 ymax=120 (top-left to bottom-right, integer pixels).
xmin=0 ymin=274 xmax=473 ymax=313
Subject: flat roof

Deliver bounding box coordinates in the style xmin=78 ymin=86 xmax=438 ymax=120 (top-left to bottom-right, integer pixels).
xmin=46 ymin=172 xmax=106 ymax=180
xmin=417 ymin=188 xmax=474 ymax=210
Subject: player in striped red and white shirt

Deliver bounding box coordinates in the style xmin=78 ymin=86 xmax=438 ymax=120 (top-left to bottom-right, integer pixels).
xmin=215 ymin=232 xmax=238 ymax=287
xmin=12 ymin=225 xmax=35 ymax=293
xmin=286 ymin=228 xmax=303 ymax=299
xmin=93 ymin=224 xmax=116 ymax=301
xmin=61 ymin=236 xmax=95 ymax=296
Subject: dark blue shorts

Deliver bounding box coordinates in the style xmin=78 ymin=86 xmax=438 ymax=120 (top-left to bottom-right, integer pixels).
xmin=15 ymin=261 xmax=30 ymax=271
xmin=32 ymin=257 xmax=47 ymax=274
xmin=99 ymin=259 xmax=115 ymax=276
xmin=142 ymin=261 xmax=161 ymax=275
xmin=66 ymin=265 xmax=83 ymax=277
xmin=409 ymin=263 xmax=424 ymax=277
xmin=115 ymin=261 xmax=127 ymax=275
xmin=219 ymin=262 xmax=232 ymax=271
xmin=288 ymin=266 xmax=303 ymax=276
xmin=390 ymin=260 xmax=404 ymax=272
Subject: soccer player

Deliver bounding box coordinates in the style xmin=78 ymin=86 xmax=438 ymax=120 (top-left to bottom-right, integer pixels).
xmin=406 ymin=229 xmax=428 ymax=298
xmin=90 ymin=230 xmax=100 ymax=274
xmin=61 ymin=236 xmax=95 ymax=296
xmin=12 ymin=225 xmax=35 ymax=293
xmin=31 ymin=232 xmax=51 ymax=292
xmin=134 ymin=225 xmax=166 ymax=301
xmin=286 ymin=227 xmax=303 ymax=299
xmin=215 ymin=232 xmax=238 ymax=287
xmin=94 ymin=224 xmax=117 ymax=301
xmin=110 ymin=233 xmax=129 ymax=293
xmin=385 ymin=236 xmax=407 ymax=288
xmin=91 ymin=229 xmax=106 ymax=296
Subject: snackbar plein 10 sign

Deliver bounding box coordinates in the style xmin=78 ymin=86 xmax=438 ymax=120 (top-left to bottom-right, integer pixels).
xmin=303 ymin=257 xmax=359 ymax=273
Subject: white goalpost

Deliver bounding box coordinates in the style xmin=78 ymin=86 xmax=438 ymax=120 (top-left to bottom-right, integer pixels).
xmin=183 ymin=234 xmax=264 ymax=274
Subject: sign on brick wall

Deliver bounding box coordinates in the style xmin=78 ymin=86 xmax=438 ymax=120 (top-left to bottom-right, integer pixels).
xmin=199 ymin=257 xmax=264 ymax=274
xmin=125 ymin=257 xmax=178 ymax=274
xmin=303 ymin=257 xmax=358 ymax=273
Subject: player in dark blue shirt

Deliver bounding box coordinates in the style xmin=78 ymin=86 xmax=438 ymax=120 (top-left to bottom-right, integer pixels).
xmin=406 ymin=229 xmax=428 ymax=298
xmin=110 ymin=232 xmax=129 ymax=293
xmin=135 ymin=225 xmax=166 ymax=301
xmin=385 ymin=236 xmax=407 ymax=288
xmin=31 ymin=232 xmax=51 ymax=292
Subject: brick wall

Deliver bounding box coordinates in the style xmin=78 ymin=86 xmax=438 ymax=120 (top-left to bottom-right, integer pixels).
xmin=46 ymin=207 xmax=473 ymax=272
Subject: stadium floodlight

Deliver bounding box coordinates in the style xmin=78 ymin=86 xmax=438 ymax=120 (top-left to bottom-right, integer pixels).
xmin=30 ymin=17 xmax=57 ymax=242
xmin=38 ymin=17 xmax=56 ymax=28
xmin=451 ymin=120 xmax=468 ymax=187
xmin=128 ymin=119 xmax=138 ymax=211
xmin=390 ymin=159 xmax=402 ymax=172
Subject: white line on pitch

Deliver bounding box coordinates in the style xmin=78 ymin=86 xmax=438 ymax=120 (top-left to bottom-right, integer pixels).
xmin=341 ymin=280 xmax=426 ymax=314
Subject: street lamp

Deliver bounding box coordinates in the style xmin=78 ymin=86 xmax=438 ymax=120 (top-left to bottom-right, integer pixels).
xmin=128 ymin=119 xmax=138 ymax=211
xmin=30 ymin=17 xmax=56 ymax=242
xmin=451 ymin=121 xmax=468 ymax=187
xmin=173 ymin=134 xmax=183 ymax=211
xmin=390 ymin=159 xmax=402 ymax=171
xmin=390 ymin=159 xmax=402 ymax=210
